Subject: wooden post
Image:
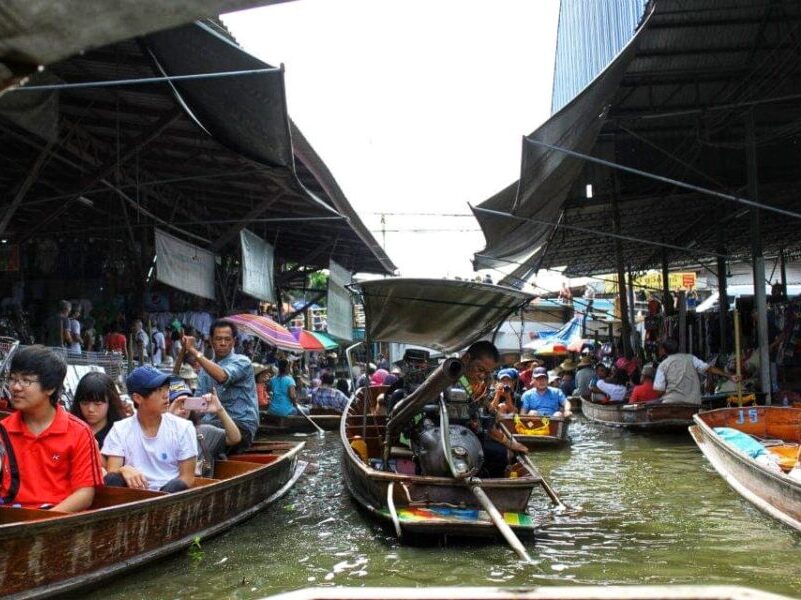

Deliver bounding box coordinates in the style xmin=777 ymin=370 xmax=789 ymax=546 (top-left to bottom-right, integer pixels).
xmin=611 ymin=179 xmax=632 ymax=358
xmin=716 ymin=227 xmax=729 ymax=354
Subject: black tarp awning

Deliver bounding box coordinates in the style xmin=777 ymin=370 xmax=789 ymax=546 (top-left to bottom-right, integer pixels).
xmin=471 ymin=5 xmax=654 ymax=272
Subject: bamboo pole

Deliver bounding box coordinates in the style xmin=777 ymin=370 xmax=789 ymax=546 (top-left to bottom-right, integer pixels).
xmin=733 ymin=309 xmax=743 ymax=405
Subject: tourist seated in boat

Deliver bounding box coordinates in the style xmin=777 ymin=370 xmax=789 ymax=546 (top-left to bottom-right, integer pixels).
xmin=458 ymin=341 xmax=527 ymax=476
xmin=70 ymin=371 xmax=127 ymax=448
xmin=520 ymin=367 xmax=572 ymax=417
xmin=489 ymin=368 xmax=518 ymax=417
xmin=588 ymin=362 xmax=610 ymax=402
xmin=575 ymin=354 xmax=594 ymax=399
xmin=0 ymin=345 xmax=103 ymax=512
xmin=182 ymin=319 xmax=259 ymax=452
xmin=356 ymin=362 xmax=377 ymax=389
xmin=310 ymin=372 xmax=350 ymax=413
xmin=515 ymin=352 xmax=543 ymax=391
xmin=653 ymin=338 xmax=737 ymax=405
xmin=591 ymin=366 xmax=629 ymax=404
xmin=168 ymin=379 xmax=240 ymax=478
xmin=628 ymin=365 xmax=662 ymax=404
xmin=252 ymin=363 xmax=272 ymax=409
xmin=558 ymin=359 xmax=577 ymax=396
xmin=102 ymin=366 xmax=197 ymax=493
xmin=267 ymin=358 xmax=309 ymax=417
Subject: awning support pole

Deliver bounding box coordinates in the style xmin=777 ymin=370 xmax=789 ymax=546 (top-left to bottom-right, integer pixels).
xmin=716 ymin=227 xmax=729 ymax=354
xmin=746 ymin=111 xmax=772 ymax=404
xmin=780 ymin=249 xmax=788 ymax=297
xmin=661 ymin=250 xmax=673 ymax=317
xmin=611 ymin=178 xmax=633 ymax=358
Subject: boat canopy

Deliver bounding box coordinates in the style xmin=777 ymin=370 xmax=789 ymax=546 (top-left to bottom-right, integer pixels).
xmin=356 ymin=278 xmax=534 ymax=353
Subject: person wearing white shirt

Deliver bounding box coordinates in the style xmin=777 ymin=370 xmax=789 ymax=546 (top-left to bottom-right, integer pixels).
xmin=102 ymin=366 xmax=196 ymax=492
xmin=653 ymin=338 xmax=738 ymax=405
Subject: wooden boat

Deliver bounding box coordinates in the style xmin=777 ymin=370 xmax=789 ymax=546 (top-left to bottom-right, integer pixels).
xmin=341 ymin=279 xmax=562 ymax=543
xmin=0 ymin=441 xmax=305 ymax=599
xmin=582 ymin=399 xmax=700 ymax=432
xmin=259 ymin=409 xmax=341 ymax=434
xmin=690 ymin=406 xmax=801 ymax=532
xmin=501 ymin=414 xmax=570 ymax=448
xmin=264 ymin=585 xmax=794 ymax=600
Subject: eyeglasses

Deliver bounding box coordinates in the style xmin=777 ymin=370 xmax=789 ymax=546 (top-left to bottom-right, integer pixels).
xmin=7 ymin=376 xmax=40 ymax=387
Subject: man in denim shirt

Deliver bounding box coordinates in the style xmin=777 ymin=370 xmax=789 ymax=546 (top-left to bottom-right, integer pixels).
xmin=183 ymin=319 xmax=257 ymax=452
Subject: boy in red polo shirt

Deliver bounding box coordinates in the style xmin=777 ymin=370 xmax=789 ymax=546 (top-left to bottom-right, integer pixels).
xmin=0 ymin=345 xmax=103 ymax=512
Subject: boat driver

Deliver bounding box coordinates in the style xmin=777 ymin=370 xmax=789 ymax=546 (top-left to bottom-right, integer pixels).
xmin=457 ymin=341 xmax=528 ymax=477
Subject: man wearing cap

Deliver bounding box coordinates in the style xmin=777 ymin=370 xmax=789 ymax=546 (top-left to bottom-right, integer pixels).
xmin=575 ymin=355 xmax=594 ymax=399
xmin=629 ymin=364 xmax=661 ymax=404
xmin=102 ymin=366 xmax=197 ymax=492
xmin=182 ymin=319 xmax=258 ymax=452
xmin=489 ymin=368 xmax=518 ymax=417
xmin=521 ymin=367 xmax=572 ymax=417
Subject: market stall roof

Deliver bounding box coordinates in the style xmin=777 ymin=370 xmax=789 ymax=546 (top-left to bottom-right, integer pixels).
xmin=0 ymin=0 xmax=293 ymax=91
xmin=473 ymin=0 xmax=801 ymax=280
xmin=356 ymin=278 xmax=534 ymax=353
xmin=0 ymin=19 xmax=395 ymax=275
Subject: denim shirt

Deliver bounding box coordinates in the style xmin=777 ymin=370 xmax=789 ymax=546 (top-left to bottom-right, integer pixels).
xmin=198 ymin=351 xmax=258 ymax=437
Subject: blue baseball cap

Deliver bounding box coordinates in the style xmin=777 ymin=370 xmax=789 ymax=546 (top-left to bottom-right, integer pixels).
xmin=168 ymin=376 xmax=193 ymax=402
xmin=126 ymin=366 xmax=171 ymax=396
xmin=497 ymin=368 xmax=518 ymax=381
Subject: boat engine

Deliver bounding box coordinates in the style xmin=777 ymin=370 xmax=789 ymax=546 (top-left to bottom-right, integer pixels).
xmin=412 ymin=419 xmax=483 ymax=478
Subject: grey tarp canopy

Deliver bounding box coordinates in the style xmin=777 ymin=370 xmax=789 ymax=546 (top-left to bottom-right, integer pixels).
xmin=0 ymin=0 xmax=292 ymax=91
xmin=356 ymin=279 xmax=534 ymax=353
xmin=471 ymin=5 xmax=654 ymax=274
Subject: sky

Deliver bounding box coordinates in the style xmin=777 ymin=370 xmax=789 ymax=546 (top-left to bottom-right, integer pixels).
xmin=223 ymin=0 xmax=561 ymax=285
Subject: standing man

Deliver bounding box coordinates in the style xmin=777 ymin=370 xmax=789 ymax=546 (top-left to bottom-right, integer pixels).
xmin=151 ymin=324 xmax=166 ymax=367
xmin=45 ymin=300 xmax=71 ymax=348
xmin=183 ymin=319 xmax=258 ymax=452
xmin=653 ymin=338 xmax=737 ymax=404
xmin=67 ymin=305 xmax=82 ymax=353
xmin=132 ymin=320 xmax=149 ymax=365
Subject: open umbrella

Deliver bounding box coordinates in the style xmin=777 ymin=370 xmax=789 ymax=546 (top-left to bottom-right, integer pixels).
xmin=226 ymin=314 xmax=303 ymax=352
xmin=291 ymin=328 xmax=326 ymax=351
xmin=534 ymin=342 xmax=569 ymax=357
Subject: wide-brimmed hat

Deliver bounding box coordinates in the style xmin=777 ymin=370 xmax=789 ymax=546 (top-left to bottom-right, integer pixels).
xmin=577 ymin=355 xmax=593 ymax=367
xmin=515 ymin=352 xmax=543 ymax=369
xmin=252 ymin=362 xmax=271 ymax=377
xmin=559 ymin=359 xmax=577 ymax=372
xmin=179 ymin=364 xmax=198 ymax=381
xmin=548 ymin=369 xmax=561 ymax=384
xmin=159 ymin=356 xmax=175 ymax=368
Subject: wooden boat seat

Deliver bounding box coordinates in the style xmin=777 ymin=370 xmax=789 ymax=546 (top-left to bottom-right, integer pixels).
xmin=90 ymin=486 xmax=165 ymax=509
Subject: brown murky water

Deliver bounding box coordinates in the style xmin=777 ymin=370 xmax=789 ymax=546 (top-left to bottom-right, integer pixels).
xmin=88 ymin=416 xmax=801 ymax=599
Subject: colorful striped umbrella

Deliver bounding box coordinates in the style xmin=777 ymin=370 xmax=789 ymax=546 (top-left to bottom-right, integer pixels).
xmin=226 ymin=314 xmax=303 ymax=351
xmin=290 ymin=328 xmax=340 ymax=351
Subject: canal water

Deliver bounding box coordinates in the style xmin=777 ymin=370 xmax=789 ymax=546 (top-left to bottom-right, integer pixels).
xmin=91 ymin=417 xmax=801 ymax=599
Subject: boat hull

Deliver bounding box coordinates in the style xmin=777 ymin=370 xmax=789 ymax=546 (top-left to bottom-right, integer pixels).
xmin=259 ymin=411 xmax=341 ymax=434
xmin=501 ymin=415 xmax=570 ymax=448
xmin=582 ymin=400 xmax=698 ymax=431
xmin=0 ymin=444 xmax=304 ymax=599
xmin=690 ymin=406 xmax=801 ymax=532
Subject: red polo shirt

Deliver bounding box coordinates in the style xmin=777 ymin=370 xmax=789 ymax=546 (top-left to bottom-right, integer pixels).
xmin=0 ymin=405 xmax=103 ymax=509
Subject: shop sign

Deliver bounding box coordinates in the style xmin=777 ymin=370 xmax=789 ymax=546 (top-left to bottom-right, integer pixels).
xmin=601 ymin=271 xmax=697 ymax=294
xmin=327 ymin=260 xmax=353 ymax=342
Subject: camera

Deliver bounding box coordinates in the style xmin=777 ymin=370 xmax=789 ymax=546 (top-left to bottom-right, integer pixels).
xmin=503 ymin=384 xmax=512 ymax=393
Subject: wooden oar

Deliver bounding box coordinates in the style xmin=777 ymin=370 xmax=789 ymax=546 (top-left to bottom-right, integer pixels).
xmin=293 ymin=401 xmax=325 ymax=438
xmin=498 ymin=420 xmax=567 ymax=510
xmin=437 ymin=398 xmax=532 ymax=563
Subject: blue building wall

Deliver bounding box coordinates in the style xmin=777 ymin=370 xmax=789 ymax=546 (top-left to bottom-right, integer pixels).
xmin=551 ymin=0 xmax=647 ymax=114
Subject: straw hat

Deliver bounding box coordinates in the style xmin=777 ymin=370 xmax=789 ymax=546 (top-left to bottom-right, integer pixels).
xmin=159 ymin=356 xmax=175 ymax=369
xmin=559 ymin=359 xmax=577 ymax=372
xmin=252 ymin=362 xmax=271 ymax=377
xmin=577 ymin=355 xmax=593 ymax=368
xmin=515 ymin=351 xmax=543 ymax=369
xmin=179 ymin=364 xmax=198 ymax=381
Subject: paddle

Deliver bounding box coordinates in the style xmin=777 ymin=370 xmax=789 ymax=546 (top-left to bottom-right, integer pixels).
xmin=498 ymin=420 xmax=567 ymax=510
xmin=438 ymin=397 xmax=533 ymax=563
xmin=294 ymin=401 xmax=325 ymax=438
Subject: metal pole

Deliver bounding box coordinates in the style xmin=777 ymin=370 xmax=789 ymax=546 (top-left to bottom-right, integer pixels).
xmin=746 ymin=111 xmax=772 ymax=404
xmin=611 ymin=180 xmax=633 ymax=358
xmin=780 ymin=249 xmax=788 ymax=299
xmin=717 ymin=227 xmax=729 ymax=354
xmin=661 ymin=250 xmax=673 ymax=317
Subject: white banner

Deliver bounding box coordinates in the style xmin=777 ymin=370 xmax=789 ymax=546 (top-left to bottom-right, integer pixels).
xmin=327 ymin=260 xmax=353 ymax=341
xmin=154 ymin=228 xmax=216 ymax=300
xmin=240 ymin=229 xmax=275 ymax=301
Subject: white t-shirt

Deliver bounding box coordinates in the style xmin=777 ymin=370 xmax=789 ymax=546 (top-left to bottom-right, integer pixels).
xmin=151 ymin=330 xmax=166 ymax=365
xmin=596 ymin=379 xmax=627 ymax=402
xmin=135 ymin=329 xmax=150 ymax=358
xmin=68 ymin=319 xmax=82 ymax=352
xmin=102 ymin=413 xmax=197 ymax=490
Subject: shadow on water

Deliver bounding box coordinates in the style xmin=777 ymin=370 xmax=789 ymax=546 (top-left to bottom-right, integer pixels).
xmin=86 ymin=417 xmax=801 ymax=599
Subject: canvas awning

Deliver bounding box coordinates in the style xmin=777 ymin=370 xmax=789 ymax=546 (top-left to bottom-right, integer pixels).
xmin=356 ymin=279 xmax=534 ymax=353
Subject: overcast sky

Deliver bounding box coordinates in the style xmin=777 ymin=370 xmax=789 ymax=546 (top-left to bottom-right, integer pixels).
xmin=223 ymin=0 xmax=561 ymax=285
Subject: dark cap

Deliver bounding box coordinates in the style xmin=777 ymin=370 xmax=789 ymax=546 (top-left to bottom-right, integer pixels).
xmin=126 ymin=366 xmax=171 ymax=396
xmin=532 ymin=366 xmax=548 ymax=378
xmin=168 ymin=376 xmax=193 ymax=402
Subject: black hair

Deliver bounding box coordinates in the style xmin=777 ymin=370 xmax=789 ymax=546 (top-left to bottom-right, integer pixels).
xmin=210 ymin=319 xmax=238 ymax=339
xmin=659 ymin=338 xmax=679 ymax=355
xmin=613 ymin=368 xmax=630 ymax=386
xmin=320 ymin=372 xmax=335 ymax=385
xmin=465 ymin=340 xmax=500 ymax=363
xmin=335 ymin=378 xmax=350 ymax=396
xmin=277 ymin=358 xmax=289 ymax=376
xmin=70 ymin=371 xmax=125 ymax=425
xmin=9 ymin=345 xmax=66 ymax=406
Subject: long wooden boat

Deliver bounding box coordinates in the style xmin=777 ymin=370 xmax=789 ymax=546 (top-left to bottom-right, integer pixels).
xmin=0 ymin=442 xmax=306 ymax=599
xmin=259 ymin=409 xmax=341 ymax=434
xmin=582 ymin=399 xmax=700 ymax=431
xmin=265 ymin=585 xmax=794 ymax=600
xmin=690 ymin=406 xmax=801 ymax=532
xmin=500 ymin=415 xmax=570 ymax=448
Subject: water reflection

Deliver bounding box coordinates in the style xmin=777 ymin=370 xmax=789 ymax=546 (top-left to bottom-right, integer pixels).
xmin=89 ymin=417 xmax=801 ymax=599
